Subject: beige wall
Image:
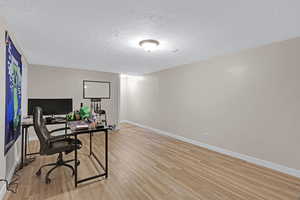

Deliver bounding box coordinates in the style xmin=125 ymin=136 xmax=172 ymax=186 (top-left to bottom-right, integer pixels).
xmin=0 ymin=16 xmax=28 ymax=197
xmin=122 ymin=37 xmax=300 ymax=171
xmin=120 ymin=75 xmax=128 ymax=121
xmin=28 ymin=65 xmax=120 ymax=129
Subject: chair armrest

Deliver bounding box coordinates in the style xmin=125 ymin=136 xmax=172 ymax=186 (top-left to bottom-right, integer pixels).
xmin=49 ymin=133 xmax=75 ymax=143
xmin=49 ymin=127 xmax=70 ymax=134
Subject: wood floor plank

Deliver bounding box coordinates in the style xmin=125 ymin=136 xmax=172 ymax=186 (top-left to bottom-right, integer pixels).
xmin=4 ymin=123 xmax=300 ymax=200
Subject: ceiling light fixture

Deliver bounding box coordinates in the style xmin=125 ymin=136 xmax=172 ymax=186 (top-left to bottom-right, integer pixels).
xmin=139 ymin=39 xmax=159 ymax=52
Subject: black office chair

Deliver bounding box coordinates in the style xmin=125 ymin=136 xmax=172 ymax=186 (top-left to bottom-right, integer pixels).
xmin=33 ymin=106 xmax=82 ymax=184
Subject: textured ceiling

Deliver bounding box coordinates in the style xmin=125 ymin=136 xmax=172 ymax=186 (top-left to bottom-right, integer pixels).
xmin=1 ymin=0 xmax=300 ymax=74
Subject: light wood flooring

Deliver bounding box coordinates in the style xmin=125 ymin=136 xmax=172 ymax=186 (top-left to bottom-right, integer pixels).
xmin=5 ymin=123 xmax=300 ymax=200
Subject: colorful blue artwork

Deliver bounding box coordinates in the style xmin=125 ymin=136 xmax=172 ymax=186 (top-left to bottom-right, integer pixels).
xmin=5 ymin=32 xmax=22 ymax=155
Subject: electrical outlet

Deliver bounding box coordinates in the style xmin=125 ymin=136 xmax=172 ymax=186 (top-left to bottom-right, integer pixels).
xmin=202 ymin=132 xmax=209 ymax=136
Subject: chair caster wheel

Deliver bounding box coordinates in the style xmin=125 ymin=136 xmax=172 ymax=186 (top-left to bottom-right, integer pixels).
xmin=45 ymin=178 xmax=51 ymax=184
xmin=36 ymin=169 xmax=41 ymax=176
xmin=76 ymin=161 xmax=80 ymax=166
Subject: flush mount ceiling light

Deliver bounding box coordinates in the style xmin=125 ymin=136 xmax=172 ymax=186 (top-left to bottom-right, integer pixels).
xmin=139 ymin=39 xmax=160 ymax=52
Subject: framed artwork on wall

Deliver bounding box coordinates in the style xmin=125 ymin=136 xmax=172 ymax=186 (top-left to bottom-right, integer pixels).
xmin=4 ymin=31 xmax=22 ymax=155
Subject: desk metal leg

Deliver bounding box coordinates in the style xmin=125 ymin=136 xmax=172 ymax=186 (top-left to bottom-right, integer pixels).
xmin=24 ymin=127 xmax=28 ymax=158
xmin=74 ymin=130 xmax=108 ymax=186
xmin=89 ymin=132 xmax=93 ymax=156
xmin=105 ymin=129 xmax=108 ymax=178
xmin=74 ymin=133 xmax=78 ymax=187
xmin=20 ymin=127 xmax=25 ymax=169
xmin=20 ymin=126 xmax=37 ymax=170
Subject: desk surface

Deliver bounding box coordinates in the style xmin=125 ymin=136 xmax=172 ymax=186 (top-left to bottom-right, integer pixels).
xmin=68 ymin=121 xmax=108 ymax=134
xmin=22 ymin=118 xmax=66 ymax=127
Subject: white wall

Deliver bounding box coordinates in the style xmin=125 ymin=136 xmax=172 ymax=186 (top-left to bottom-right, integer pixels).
xmin=0 ymin=17 xmax=28 ymax=199
xmin=27 ymin=65 xmax=120 ymax=138
xmin=122 ymin=37 xmax=300 ymax=172
xmin=120 ymin=75 xmax=128 ymax=121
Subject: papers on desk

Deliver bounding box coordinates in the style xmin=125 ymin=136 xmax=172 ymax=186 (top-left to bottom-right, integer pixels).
xmin=68 ymin=121 xmax=89 ymax=131
xmin=75 ymin=124 xmax=89 ymax=130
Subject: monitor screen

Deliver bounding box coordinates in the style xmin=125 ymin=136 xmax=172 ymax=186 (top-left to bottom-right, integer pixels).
xmin=28 ymin=98 xmax=73 ymax=115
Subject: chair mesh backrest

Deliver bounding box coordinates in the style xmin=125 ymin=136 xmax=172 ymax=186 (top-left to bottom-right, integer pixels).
xmin=33 ymin=107 xmax=51 ymax=154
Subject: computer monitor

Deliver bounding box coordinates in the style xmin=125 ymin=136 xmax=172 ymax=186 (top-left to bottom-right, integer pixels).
xmin=28 ymin=98 xmax=73 ymax=116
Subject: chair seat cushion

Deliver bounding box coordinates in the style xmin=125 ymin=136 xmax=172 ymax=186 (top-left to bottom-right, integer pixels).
xmin=47 ymin=138 xmax=82 ymax=155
